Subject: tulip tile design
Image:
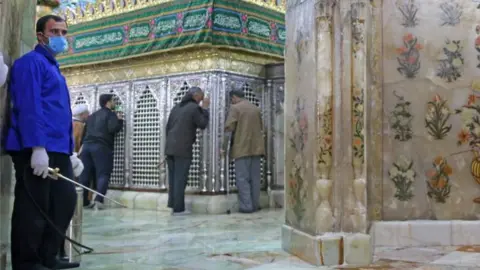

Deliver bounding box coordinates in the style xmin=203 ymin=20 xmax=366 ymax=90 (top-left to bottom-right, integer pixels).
xmin=425 ymin=94 xmax=452 ymax=140
xmin=396 ymin=0 xmax=419 ymax=28
xmin=389 ymin=156 xmax=416 ymax=201
xmin=439 ymin=1 xmax=463 ymax=27
xmin=390 ymin=91 xmax=413 ymax=142
xmin=436 ymin=40 xmax=464 ymax=82
xmin=396 ymin=33 xmax=423 ymax=79
xmin=426 ymin=156 xmax=453 ymax=203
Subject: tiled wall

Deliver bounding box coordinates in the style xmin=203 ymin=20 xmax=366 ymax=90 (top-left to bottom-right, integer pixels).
xmin=382 ymin=0 xmax=480 ymax=220
xmin=284 ymin=0 xmax=480 ymax=237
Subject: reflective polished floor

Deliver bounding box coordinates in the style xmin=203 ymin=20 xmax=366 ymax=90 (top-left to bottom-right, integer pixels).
xmin=7 ymin=208 xmax=480 ymax=269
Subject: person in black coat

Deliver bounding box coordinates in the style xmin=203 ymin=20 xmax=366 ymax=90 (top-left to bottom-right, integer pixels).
xmin=79 ymin=94 xmax=124 ymax=210
xmin=165 ymin=87 xmax=210 ymax=215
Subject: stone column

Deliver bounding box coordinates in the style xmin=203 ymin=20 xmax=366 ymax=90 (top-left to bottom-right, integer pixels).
xmin=265 ymin=63 xmax=285 ymax=208
xmin=0 ymin=1 xmax=36 ymax=269
xmin=282 ymin=0 xmax=380 ymax=266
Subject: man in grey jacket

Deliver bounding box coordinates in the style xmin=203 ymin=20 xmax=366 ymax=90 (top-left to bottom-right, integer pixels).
xmin=165 ymin=87 xmax=209 ymax=215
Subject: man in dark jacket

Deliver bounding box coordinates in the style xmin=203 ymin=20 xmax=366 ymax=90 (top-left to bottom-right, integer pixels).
xmin=79 ymin=94 xmax=123 ymax=210
xmin=165 ymin=87 xmax=209 ymax=215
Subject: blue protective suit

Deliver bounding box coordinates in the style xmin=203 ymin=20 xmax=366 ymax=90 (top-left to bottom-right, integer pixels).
xmin=4 ymin=45 xmax=73 ymax=155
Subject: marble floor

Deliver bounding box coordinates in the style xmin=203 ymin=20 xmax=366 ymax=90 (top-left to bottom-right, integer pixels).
xmin=6 ymin=208 xmax=480 ymax=269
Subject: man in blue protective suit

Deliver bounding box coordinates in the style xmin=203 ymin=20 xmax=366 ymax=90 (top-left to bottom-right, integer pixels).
xmin=3 ymin=15 xmax=84 ymax=270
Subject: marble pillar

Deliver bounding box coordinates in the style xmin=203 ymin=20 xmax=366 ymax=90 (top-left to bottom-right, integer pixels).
xmin=0 ymin=1 xmax=36 ymax=269
xmin=282 ymin=0 xmax=381 ymax=266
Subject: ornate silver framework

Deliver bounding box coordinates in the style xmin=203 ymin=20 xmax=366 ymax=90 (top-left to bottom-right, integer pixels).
xmin=70 ymin=69 xmax=285 ymax=193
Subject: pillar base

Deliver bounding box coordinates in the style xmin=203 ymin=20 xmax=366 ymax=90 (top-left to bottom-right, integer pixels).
xmin=282 ymin=224 xmax=373 ymax=266
xmin=372 ymin=220 xmax=480 ymax=247
xmin=269 ymin=189 xmax=284 ymax=208
xmin=103 ymin=190 xmax=272 ymax=214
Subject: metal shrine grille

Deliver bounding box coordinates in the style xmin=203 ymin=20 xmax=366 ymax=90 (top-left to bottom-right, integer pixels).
xmin=109 ymin=91 xmax=126 ymax=187
xmin=131 ymin=87 xmax=161 ymax=188
xmin=228 ymin=83 xmax=265 ymax=188
xmin=172 ymin=82 xmax=202 ymax=188
xmin=72 ymin=93 xmax=87 ymax=107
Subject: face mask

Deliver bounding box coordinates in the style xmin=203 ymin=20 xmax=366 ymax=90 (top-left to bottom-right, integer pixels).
xmin=0 ymin=54 xmax=8 ymax=86
xmin=47 ymin=36 xmax=68 ymax=54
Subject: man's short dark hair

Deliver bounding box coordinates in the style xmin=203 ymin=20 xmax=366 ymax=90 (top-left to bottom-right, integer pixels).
xmin=229 ymin=90 xmax=245 ymax=98
xmin=36 ymin=15 xmax=65 ymax=33
xmin=99 ymin=94 xmax=114 ymax=107
xmin=187 ymin=86 xmax=203 ymax=96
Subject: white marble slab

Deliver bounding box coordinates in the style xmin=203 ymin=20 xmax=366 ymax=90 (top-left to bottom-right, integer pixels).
xmin=431 ymin=251 xmax=480 ymax=267
xmin=373 ymin=220 xmax=480 ymax=247
xmin=451 ymin=221 xmax=480 ymax=246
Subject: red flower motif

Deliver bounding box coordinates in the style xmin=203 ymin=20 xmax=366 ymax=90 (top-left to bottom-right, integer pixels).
xmin=207 ymin=7 xmax=213 ymax=13
xmin=149 ymin=33 xmax=155 ymax=39
xmin=407 ymin=56 xmax=416 ymax=64
xmin=177 ymin=27 xmax=183 ymax=33
xmin=468 ymin=94 xmax=478 ymax=106
xmin=123 ymin=38 xmax=129 ymax=44
xmin=242 ymin=28 xmax=248 ymax=34
xmin=271 ymin=35 xmax=277 ymax=41
xmin=206 ymin=20 xmax=212 ymax=28
xmin=396 ymin=47 xmax=408 ymax=54
xmin=475 ymin=36 xmax=480 ymax=47
xmin=241 ymin=14 xmax=248 ymax=21
xmin=298 ymin=113 xmax=308 ymax=130
xmin=123 ymin=25 xmax=130 ymax=31
xmin=177 ymin=13 xmax=183 ymax=20
xmin=403 ymin=33 xmax=414 ymax=43
xmin=270 ymin=22 xmax=276 ymax=29
xmin=150 ymin=19 xmax=156 ymax=26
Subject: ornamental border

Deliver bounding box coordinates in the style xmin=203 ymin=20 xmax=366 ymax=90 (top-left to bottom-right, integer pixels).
xmin=58 ymin=5 xmax=285 ymax=66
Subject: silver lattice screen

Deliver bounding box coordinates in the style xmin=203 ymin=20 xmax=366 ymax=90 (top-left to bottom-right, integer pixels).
xmin=172 ymin=82 xmax=202 ymax=189
xmin=69 ymin=73 xmax=275 ymax=192
xmin=227 ymin=83 xmax=265 ymax=188
xmin=109 ymin=91 xmax=126 ymax=187
xmin=131 ymin=86 xmax=161 ymax=188
xmin=72 ymin=93 xmax=87 ymax=107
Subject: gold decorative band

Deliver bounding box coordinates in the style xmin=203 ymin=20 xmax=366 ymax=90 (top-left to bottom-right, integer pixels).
xmin=62 ymin=49 xmax=280 ymax=86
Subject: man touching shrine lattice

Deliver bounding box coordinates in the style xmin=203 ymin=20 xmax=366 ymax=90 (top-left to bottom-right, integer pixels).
xmin=164 ymin=87 xmax=210 ymax=216
xmin=224 ymin=89 xmax=265 ymax=213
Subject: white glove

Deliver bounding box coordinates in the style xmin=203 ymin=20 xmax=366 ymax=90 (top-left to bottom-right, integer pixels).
xmin=31 ymin=147 xmax=49 ymax=179
xmin=0 ymin=54 xmax=8 ymax=86
xmin=70 ymin=153 xmax=84 ymax=177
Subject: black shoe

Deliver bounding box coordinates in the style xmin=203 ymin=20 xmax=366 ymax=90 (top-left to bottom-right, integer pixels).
xmin=33 ymin=264 xmax=52 ymax=270
xmin=58 ymin=256 xmax=70 ymax=262
xmin=54 ymin=259 xmax=80 ymax=269
xmin=239 ymin=209 xmax=254 ymax=213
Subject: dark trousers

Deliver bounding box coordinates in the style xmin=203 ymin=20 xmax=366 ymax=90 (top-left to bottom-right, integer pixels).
xmin=166 ymin=155 xmax=192 ymax=213
xmin=79 ymin=143 xmax=113 ymax=204
xmin=10 ymin=151 xmax=76 ymax=270
xmin=234 ymin=156 xmax=262 ymax=212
